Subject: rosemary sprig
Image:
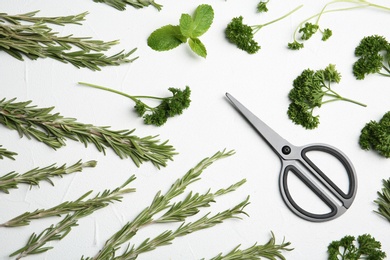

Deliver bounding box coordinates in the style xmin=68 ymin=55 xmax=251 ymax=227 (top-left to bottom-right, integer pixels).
xmin=92 ymin=0 xmax=162 ymax=11
xmin=0 ymin=11 xmax=137 ymax=70
xmin=83 ymin=149 xmax=239 ymax=259
xmin=374 ymin=178 xmax=390 ymax=223
xmin=9 ymin=176 xmax=136 ymax=258
xmin=0 ymin=160 xmax=96 ymax=194
xmin=0 ymin=98 xmax=176 ymax=168
xmin=10 ymin=211 xmax=88 ymax=259
xmin=114 ymin=197 xmax=250 ymax=259
xmin=208 ymin=232 xmax=293 ymax=260
xmin=0 ymin=175 xmax=135 ymax=227
xmin=0 ymin=145 xmax=17 ymax=160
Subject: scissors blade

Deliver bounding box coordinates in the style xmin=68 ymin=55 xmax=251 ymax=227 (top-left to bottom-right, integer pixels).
xmin=226 ymin=93 xmax=294 ymax=158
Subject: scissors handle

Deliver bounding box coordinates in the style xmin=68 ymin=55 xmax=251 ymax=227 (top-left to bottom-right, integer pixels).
xmin=279 ymin=144 xmax=357 ymax=222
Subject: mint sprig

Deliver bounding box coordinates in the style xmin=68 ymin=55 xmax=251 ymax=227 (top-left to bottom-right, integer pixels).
xmin=147 ymin=4 xmax=214 ymax=58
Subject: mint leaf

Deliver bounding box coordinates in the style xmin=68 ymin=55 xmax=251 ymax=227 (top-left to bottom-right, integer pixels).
xmin=188 ymin=38 xmax=207 ymax=58
xmin=147 ymin=25 xmax=187 ymax=51
xmin=179 ymin=13 xmax=194 ymax=38
xmin=192 ymin=4 xmax=214 ymax=37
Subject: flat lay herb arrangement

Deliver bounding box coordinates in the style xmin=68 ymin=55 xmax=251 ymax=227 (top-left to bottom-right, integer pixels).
xmin=1 ymin=1 xmax=389 ymax=259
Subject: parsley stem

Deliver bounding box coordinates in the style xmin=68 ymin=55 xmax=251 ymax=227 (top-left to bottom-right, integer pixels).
xmin=252 ymin=4 xmax=303 ymax=34
xmin=78 ymin=82 xmax=139 ymax=103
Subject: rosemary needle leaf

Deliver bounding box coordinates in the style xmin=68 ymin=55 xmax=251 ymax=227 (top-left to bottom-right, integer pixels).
xmin=0 ymin=98 xmax=176 ymax=168
xmin=0 ymin=175 xmax=136 ymax=227
xmin=92 ymin=0 xmax=163 ymax=11
xmin=374 ymin=178 xmax=390 ymax=223
xmin=0 ymin=11 xmax=137 ymax=70
xmin=208 ymin=232 xmax=293 ymax=260
xmin=0 ymin=145 xmax=17 ymax=160
xmin=84 ymin=149 xmax=236 ymax=259
xmin=9 ymin=176 xmax=136 ymax=258
xmin=0 ymin=160 xmax=96 ymax=194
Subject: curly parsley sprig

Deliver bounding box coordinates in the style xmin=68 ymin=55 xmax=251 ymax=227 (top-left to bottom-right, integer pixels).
xmin=79 ymin=82 xmax=191 ymax=126
xmin=0 ymin=98 xmax=176 ymax=168
xmin=225 ymin=5 xmax=302 ymax=54
xmin=353 ymin=35 xmax=390 ymax=80
xmin=0 ymin=11 xmax=137 ymax=70
xmin=287 ymin=64 xmax=366 ymax=129
xmin=327 ymin=234 xmax=386 ymax=260
xmin=288 ymin=0 xmax=390 ymax=50
xmin=359 ymin=111 xmax=390 ymax=158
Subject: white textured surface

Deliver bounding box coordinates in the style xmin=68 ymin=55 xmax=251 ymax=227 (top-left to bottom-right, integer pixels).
xmin=1 ymin=0 xmax=389 ymax=259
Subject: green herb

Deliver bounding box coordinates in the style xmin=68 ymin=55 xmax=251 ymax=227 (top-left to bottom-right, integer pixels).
xmin=375 ymin=178 xmax=390 ymax=223
xmin=287 ymin=64 xmax=366 ymax=129
xmin=225 ymin=5 xmax=302 ymax=54
xmin=1 ymin=175 xmax=135 ymax=227
xmin=0 ymin=11 xmax=137 ymax=70
xmin=327 ymin=234 xmax=386 ymax=260
xmin=257 ymin=0 xmax=269 ymax=13
xmin=0 ymin=98 xmax=176 ymax=168
xmin=92 ymin=0 xmax=162 ymax=11
xmin=147 ymin=4 xmax=214 ymax=58
xmin=0 ymin=160 xmax=96 ymax=194
xmin=78 ymin=82 xmax=191 ymax=126
xmin=288 ymin=0 xmax=390 ymax=50
xmin=359 ymin=111 xmax=390 ymax=158
xmin=208 ymin=232 xmax=293 ymax=260
xmin=0 ymin=145 xmax=17 ymax=160
xmin=9 ymin=176 xmax=135 ymax=258
xmin=81 ymin=150 xmax=252 ymax=259
xmin=353 ymin=35 xmax=390 ymax=80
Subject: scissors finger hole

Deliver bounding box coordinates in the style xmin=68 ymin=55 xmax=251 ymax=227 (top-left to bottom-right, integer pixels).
xmin=303 ymin=150 xmax=351 ymax=196
xmin=286 ymin=169 xmax=337 ymax=215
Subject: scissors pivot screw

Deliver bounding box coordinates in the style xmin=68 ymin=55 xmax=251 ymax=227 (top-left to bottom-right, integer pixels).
xmin=282 ymin=146 xmax=291 ymax=155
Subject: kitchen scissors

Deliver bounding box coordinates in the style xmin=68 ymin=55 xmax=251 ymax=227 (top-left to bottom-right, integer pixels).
xmin=226 ymin=93 xmax=357 ymax=222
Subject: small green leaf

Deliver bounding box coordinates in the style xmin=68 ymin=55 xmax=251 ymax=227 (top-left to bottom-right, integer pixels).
xmin=179 ymin=14 xmax=194 ymax=38
xmin=147 ymin=25 xmax=187 ymax=51
xmin=188 ymin=38 xmax=207 ymax=58
xmin=192 ymin=4 xmax=214 ymax=37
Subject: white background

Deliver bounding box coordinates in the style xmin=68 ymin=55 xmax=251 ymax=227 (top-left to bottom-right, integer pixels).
xmin=1 ymin=0 xmax=389 ymax=259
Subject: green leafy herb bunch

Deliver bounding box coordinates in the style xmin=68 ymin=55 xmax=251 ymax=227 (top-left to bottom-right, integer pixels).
xmin=225 ymin=5 xmax=302 ymax=54
xmin=79 ymin=82 xmax=191 ymax=126
xmin=359 ymin=111 xmax=390 ymax=158
xmin=327 ymin=234 xmax=386 ymax=260
xmin=148 ymin=4 xmax=214 ymax=58
xmin=353 ymin=35 xmax=390 ymax=80
xmin=287 ymin=64 xmax=366 ymax=129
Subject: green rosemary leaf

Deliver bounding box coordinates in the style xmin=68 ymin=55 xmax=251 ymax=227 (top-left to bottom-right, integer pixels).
xmin=0 ymin=175 xmax=135 ymax=227
xmin=9 ymin=177 xmax=136 ymax=258
xmin=374 ymin=178 xmax=390 ymax=223
xmin=0 ymin=98 xmax=176 ymax=168
xmin=0 ymin=11 xmax=137 ymax=70
xmin=0 ymin=145 xmax=17 ymax=160
xmin=208 ymin=232 xmax=293 ymax=260
xmin=0 ymin=160 xmax=96 ymax=194
xmin=84 ymin=149 xmax=236 ymax=259
xmin=92 ymin=0 xmax=162 ymax=11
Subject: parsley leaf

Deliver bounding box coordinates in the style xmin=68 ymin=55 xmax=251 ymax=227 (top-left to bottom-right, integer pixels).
xmin=327 ymin=234 xmax=386 ymax=260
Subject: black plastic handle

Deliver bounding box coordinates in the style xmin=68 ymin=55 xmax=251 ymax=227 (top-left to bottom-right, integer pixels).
xmin=279 ymin=144 xmax=357 ymax=222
